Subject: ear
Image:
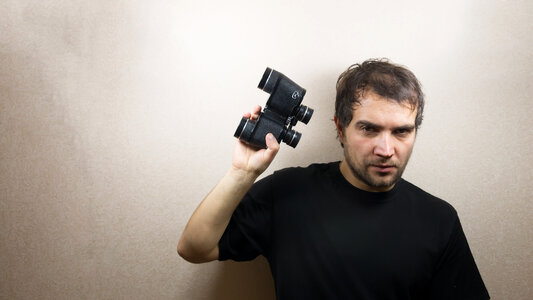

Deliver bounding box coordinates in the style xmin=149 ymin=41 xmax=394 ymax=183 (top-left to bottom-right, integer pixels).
xmin=334 ymin=116 xmax=344 ymax=144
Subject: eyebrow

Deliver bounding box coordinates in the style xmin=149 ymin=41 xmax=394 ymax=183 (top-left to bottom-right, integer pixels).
xmin=355 ymin=120 xmax=415 ymax=132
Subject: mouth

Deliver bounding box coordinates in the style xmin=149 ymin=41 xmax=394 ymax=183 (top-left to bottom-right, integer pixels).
xmin=370 ymin=165 xmax=396 ymax=173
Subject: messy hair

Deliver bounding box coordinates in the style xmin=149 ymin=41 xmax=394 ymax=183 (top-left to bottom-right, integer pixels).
xmin=335 ymin=58 xmax=424 ymax=131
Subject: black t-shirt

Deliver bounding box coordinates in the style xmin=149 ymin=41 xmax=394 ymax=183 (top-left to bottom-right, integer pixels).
xmin=219 ymin=162 xmax=489 ymax=299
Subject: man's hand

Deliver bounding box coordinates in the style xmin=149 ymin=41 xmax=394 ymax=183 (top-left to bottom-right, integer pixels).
xmin=231 ymin=105 xmax=280 ymax=177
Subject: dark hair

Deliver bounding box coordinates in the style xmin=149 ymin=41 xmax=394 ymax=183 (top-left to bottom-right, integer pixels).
xmin=335 ymin=58 xmax=424 ymax=131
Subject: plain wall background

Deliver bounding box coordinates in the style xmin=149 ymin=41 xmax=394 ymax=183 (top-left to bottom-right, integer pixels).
xmin=1 ymin=0 xmax=532 ymax=299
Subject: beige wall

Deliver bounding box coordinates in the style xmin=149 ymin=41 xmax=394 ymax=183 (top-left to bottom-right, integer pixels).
xmin=1 ymin=0 xmax=531 ymax=299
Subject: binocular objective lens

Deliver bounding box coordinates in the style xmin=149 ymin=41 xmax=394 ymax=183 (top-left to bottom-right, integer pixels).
xmin=282 ymin=129 xmax=302 ymax=148
xmin=234 ymin=117 xmax=256 ymax=142
xmin=296 ymin=105 xmax=314 ymax=124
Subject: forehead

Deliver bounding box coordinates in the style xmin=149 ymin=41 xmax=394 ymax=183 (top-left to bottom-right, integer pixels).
xmin=351 ymin=92 xmax=417 ymax=127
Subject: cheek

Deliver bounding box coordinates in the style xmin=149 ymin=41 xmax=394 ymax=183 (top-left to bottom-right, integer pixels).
xmin=396 ymin=142 xmax=415 ymax=158
xmin=347 ymin=138 xmax=373 ymax=156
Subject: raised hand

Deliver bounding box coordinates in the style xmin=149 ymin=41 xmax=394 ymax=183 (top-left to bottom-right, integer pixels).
xmin=179 ymin=105 xmax=281 ymax=263
xmin=231 ymin=105 xmax=280 ymax=177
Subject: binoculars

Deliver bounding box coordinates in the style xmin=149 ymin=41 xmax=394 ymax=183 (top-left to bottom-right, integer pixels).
xmin=234 ymin=68 xmax=313 ymax=148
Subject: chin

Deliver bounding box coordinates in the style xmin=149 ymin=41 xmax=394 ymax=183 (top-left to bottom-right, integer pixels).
xmin=369 ymin=175 xmax=400 ymax=189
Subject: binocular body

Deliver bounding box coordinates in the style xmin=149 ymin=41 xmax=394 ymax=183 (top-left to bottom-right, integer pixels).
xmin=234 ymin=68 xmax=313 ymax=148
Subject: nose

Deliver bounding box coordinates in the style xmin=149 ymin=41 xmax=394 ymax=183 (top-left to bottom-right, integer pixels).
xmin=374 ymin=133 xmax=394 ymax=158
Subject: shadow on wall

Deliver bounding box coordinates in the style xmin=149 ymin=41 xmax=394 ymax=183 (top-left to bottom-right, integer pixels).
xmin=209 ymin=258 xmax=275 ymax=300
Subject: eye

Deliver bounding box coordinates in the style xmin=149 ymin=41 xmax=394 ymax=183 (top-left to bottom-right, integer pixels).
xmin=394 ymin=128 xmax=413 ymax=137
xmin=360 ymin=125 xmax=378 ymax=135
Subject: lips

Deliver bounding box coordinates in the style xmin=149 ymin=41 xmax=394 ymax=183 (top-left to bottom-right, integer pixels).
xmin=371 ymin=165 xmax=396 ymax=173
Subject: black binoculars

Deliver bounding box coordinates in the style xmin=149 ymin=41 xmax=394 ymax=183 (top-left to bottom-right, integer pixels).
xmin=234 ymin=68 xmax=313 ymax=148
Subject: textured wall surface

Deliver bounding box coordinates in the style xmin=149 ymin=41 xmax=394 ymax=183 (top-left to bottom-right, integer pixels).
xmin=1 ymin=0 xmax=532 ymax=299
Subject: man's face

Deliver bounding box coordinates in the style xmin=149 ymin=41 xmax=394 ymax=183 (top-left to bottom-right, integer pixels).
xmin=335 ymin=91 xmax=417 ymax=192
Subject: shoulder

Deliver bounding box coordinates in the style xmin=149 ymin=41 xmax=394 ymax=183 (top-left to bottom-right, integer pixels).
xmin=396 ymin=180 xmax=462 ymax=253
xmin=397 ymin=179 xmax=458 ymax=221
xmin=251 ymin=162 xmax=338 ymax=199
xmin=271 ymin=161 xmax=339 ymax=180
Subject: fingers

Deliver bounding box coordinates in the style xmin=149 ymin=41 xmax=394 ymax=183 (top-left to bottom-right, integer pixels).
xmin=263 ymin=133 xmax=280 ymax=164
xmin=242 ymin=105 xmax=262 ymax=120
xmin=251 ymin=105 xmax=261 ymax=118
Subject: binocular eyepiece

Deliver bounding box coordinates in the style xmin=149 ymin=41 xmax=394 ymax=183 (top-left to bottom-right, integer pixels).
xmin=234 ymin=68 xmax=314 ymax=148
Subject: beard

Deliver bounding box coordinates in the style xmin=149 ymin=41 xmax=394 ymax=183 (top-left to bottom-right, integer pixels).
xmin=344 ymin=150 xmax=411 ymax=190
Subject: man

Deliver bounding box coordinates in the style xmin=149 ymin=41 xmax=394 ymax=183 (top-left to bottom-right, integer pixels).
xmin=178 ymin=59 xmax=490 ymax=299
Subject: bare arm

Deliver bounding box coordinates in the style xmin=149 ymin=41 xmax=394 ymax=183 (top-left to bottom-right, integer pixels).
xmin=177 ymin=106 xmax=280 ymax=263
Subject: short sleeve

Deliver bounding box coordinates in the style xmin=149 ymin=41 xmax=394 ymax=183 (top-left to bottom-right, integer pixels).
xmin=218 ymin=175 xmax=273 ymax=261
xmin=426 ymin=216 xmax=490 ymax=299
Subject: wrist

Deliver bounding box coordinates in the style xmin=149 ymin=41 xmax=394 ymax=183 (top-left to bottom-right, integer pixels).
xmin=227 ymin=166 xmax=260 ymax=185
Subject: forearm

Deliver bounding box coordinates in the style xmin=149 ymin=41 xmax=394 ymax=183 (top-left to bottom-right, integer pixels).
xmin=178 ymin=167 xmax=258 ymax=262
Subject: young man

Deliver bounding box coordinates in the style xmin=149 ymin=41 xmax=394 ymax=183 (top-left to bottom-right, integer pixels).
xmin=178 ymin=59 xmax=490 ymax=299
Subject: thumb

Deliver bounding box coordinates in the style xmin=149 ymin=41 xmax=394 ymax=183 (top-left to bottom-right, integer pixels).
xmin=263 ymin=133 xmax=280 ymax=163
